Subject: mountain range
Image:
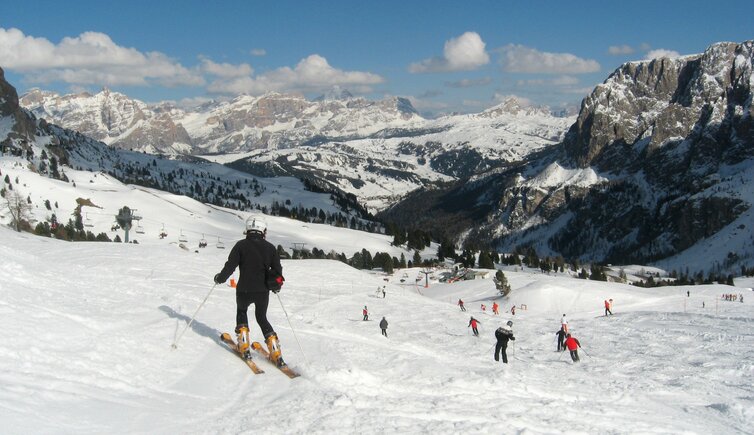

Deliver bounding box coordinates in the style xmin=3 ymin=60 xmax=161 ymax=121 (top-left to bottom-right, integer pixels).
xmin=3 ymin=39 xmax=754 ymax=274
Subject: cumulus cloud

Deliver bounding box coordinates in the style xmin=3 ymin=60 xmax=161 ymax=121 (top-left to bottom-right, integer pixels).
xmin=497 ymin=44 xmax=600 ymax=74
xmin=445 ymin=77 xmax=492 ymax=88
xmin=0 ymin=27 xmax=203 ymax=87
xmin=199 ymin=57 xmax=253 ymax=78
xmin=250 ymin=48 xmax=267 ymax=56
xmin=207 ymin=54 xmax=384 ymax=95
xmin=409 ymin=32 xmax=490 ymax=73
xmin=644 ymin=49 xmax=681 ymax=60
xmin=608 ymin=45 xmax=635 ymax=55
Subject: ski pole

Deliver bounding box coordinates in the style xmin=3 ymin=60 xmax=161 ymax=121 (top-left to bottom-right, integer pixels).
xmin=276 ymin=293 xmax=310 ymax=367
xmin=558 ymin=349 xmax=567 ymax=360
xmin=172 ymin=283 xmax=217 ymax=349
xmin=580 ymin=347 xmax=592 ymax=359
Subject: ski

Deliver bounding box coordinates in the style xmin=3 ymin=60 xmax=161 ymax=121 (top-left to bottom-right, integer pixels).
xmin=220 ymin=333 xmax=264 ymax=375
xmin=251 ymin=341 xmax=300 ymax=378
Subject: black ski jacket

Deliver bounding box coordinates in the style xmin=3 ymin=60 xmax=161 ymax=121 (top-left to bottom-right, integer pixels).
xmin=380 ymin=318 xmax=388 ymax=329
xmin=216 ymin=232 xmax=282 ymax=293
xmin=495 ymin=327 xmax=515 ymax=345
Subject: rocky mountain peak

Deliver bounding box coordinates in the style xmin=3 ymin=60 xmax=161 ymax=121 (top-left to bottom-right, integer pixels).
xmin=564 ymin=40 xmax=753 ymax=168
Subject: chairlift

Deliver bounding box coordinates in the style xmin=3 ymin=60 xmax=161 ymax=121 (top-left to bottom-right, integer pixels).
xmin=84 ymin=213 xmax=94 ymax=228
xmin=179 ymin=229 xmax=188 ymax=243
xmin=199 ymin=234 xmax=207 ymax=248
xmin=216 ymin=237 xmax=225 ymax=249
xmin=135 ymin=221 xmax=145 ymax=235
xmin=111 ymin=220 xmax=119 ymax=232
xmin=159 ymin=224 xmax=168 ymax=239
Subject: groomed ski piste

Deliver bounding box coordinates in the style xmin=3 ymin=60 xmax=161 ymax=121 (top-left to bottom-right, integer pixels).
xmin=1 ymin=161 xmax=753 ymax=434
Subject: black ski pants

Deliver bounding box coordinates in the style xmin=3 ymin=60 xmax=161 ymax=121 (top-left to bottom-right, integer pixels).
xmin=495 ymin=342 xmax=509 ymax=363
xmin=460 ymin=305 xmax=466 ymax=311
xmin=236 ymin=291 xmax=274 ymax=337
xmin=569 ymin=349 xmax=580 ymax=362
xmin=381 ymin=328 xmax=388 ymax=337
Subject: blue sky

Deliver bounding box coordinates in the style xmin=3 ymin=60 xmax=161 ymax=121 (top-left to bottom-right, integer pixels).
xmin=1 ymin=0 xmax=751 ymax=116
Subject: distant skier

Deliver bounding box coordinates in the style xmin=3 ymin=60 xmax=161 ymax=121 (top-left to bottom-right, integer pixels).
xmin=687 ymin=290 xmax=690 ymax=297
xmin=604 ymin=299 xmax=613 ymax=316
xmin=468 ymin=317 xmax=481 ymax=337
xmin=494 ymin=321 xmax=516 ymax=364
xmin=511 ymin=305 xmax=516 ymax=316
xmin=379 ymin=316 xmax=388 ymax=337
xmin=481 ymin=304 xmax=487 ymax=312
xmin=555 ymin=326 xmax=567 ymax=352
xmin=561 ymin=314 xmax=569 ymax=333
xmin=564 ymin=333 xmax=582 ymax=362
xmin=382 ymin=286 xmax=386 ymax=298
xmin=214 ymin=215 xmax=285 ymax=365
xmin=458 ymin=299 xmax=466 ymax=311
xmin=363 ymin=305 xmax=369 ymax=321
xmin=492 ymin=302 xmax=499 ymax=315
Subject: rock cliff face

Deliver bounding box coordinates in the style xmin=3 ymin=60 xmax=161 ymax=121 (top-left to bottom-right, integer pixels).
xmin=381 ymin=40 xmax=754 ymax=273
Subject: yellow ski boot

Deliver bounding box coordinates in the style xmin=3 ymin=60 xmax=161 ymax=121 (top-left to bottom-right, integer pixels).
xmin=235 ymin=324 xmax=251 ymax=359
xmin=265 ymin=332 xmax=286 ymax=367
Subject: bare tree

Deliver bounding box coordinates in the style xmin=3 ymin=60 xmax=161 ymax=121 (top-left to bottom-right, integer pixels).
xmin=4 ymin=190 xmax=33 ymax=232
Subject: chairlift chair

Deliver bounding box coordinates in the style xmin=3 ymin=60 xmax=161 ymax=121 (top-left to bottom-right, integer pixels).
xmin=159 ymin=223 xmax=168 ymax=239
xmin=135 ymin=221 xmax=145 ymax=234
xmin=216 ymin=237 xmax=225 ymax=249
xmin=84 ymin=213 xmax=94 ymax=228
xmin=179 ymin=229 xmax=188 ymax=243
xmin=199 ymin=234 xmax=207 ymax=248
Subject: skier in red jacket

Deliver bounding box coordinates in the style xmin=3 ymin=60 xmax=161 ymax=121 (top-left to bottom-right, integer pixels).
xmin=468 ymin=317 xmax=481 ymax=336
xmin=604 ymin=299 xmax=613 ymax=316
xmin=564 ymin=333 xmax=581 ymax=362
xmin=363 ymin=305 xmax=369 ymax=321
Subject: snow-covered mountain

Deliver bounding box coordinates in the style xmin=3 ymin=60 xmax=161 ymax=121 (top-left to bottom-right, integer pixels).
xmin=381 ymin=40 xmax=754 ymax=275
xmin=1 ymin=66 xmax=377 ymax=235
xmin=19 ymin=87 xmax=573 ymax=212
xmin=20 ymin=88 xmax=422 ymax=155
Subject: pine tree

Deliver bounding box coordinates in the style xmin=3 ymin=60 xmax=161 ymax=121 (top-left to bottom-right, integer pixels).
xmin=494 ymin=270 xmax=511 ymax=296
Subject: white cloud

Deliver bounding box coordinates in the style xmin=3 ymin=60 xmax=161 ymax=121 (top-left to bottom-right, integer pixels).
xmin=207 ymin=54 xmax=384 ymax=95
xmin=409 ymin=32 xmax=490 ymax=73
xmin=517 ymin=75 xmax=579 ymax=87
xmin=644 ymin=49 xmax=681 ymax=60
xmin=608 ymin=45 xmax=635 ymax=55
xmin=445 ymin=77 xmax=492 ymax=88
xmin=199 ymin=57 xmax=253 ymax=78
xmin=497 ymin=44 xmax=600 ymax=74
xmin=250 ymin=48 xmax=267 ymax=56
xmin=0 ymin=27 xmax=203 ymax=87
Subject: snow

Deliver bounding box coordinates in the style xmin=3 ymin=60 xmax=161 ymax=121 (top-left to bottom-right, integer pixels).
xmin=1 ymin=217 xmax=753 ymax=432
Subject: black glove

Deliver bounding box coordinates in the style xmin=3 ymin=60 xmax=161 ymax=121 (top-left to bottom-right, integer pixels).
xmin=214 ymin=273 xmax=222 ymax=284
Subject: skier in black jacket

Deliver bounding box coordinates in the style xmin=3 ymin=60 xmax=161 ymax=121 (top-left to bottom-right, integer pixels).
xmin=555 ymin=326 xmax=567 ymax=352
xmin=494 ymin=321 xmax=515 ymax=363
xmin=379 ymin=317 xmax=388 ymax=337
xmin=215 ymin=215 xmax=285 ymax=365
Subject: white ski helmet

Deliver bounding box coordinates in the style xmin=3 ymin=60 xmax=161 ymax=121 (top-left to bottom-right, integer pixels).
xmin=245 ymin=216 xmax=267 ymax=234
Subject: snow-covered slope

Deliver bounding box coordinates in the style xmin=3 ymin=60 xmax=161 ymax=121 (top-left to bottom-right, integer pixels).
xmin=0 ymin=156 xmax=407 ymax=258
xmin=1 ymin=227 xmax=752 ymax=433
